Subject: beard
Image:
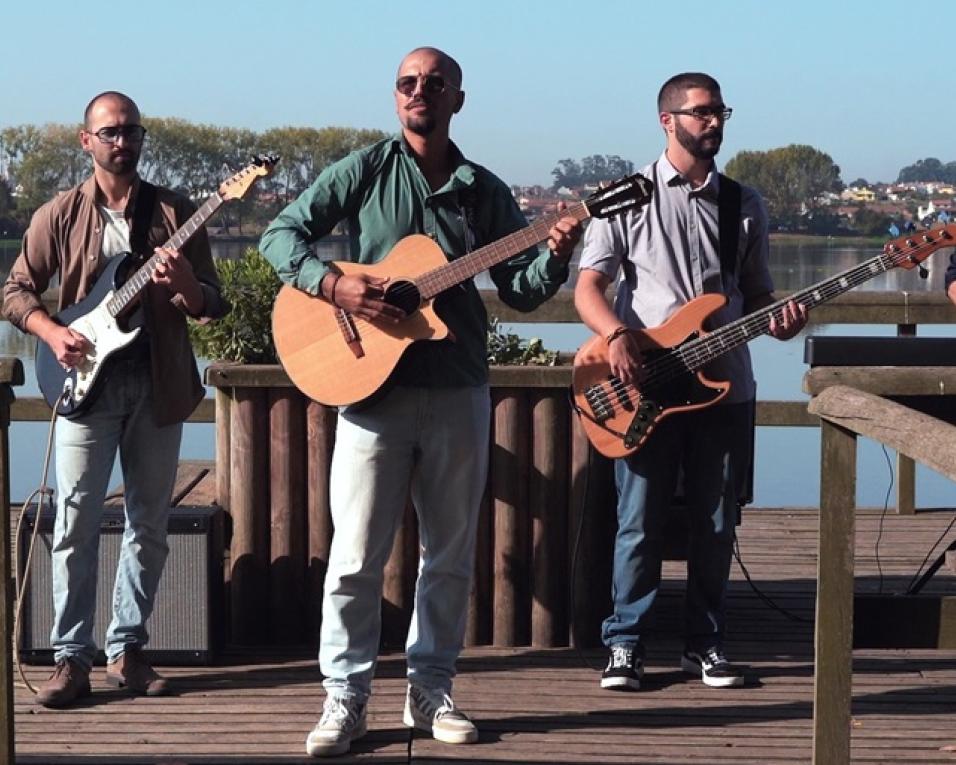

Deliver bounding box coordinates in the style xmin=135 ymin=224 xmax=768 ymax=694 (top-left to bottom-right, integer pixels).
xmin=402 ymin=101 xmax=437 ymax=136
xmin=97 ymin=147 xmax=140 ymax=176
xmin=675 ymin=120 xmax=722 ymax=160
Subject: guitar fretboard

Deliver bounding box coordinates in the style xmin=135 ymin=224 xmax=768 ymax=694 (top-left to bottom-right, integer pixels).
xmin=106 ymin=192 xmax=224 ymax=317
xmin=415 ymin=201 xmax=591 ymax=299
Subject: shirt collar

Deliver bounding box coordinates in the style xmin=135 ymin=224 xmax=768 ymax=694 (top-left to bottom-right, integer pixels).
xmin=394 ymin=134 xmax=477 ymax=190
xmin=80 ymin=173 xmax=142 ymax=216
xmin=658 ymin=151 xmax=720 ymax=196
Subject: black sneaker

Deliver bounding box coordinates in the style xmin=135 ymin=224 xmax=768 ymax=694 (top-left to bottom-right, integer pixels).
xmin=600 ymin=645 xmax=643 ymax=691
xmin=681 ymin=647 xmax=745 ymax=688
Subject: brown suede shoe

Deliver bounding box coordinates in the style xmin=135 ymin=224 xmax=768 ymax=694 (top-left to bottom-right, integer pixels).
xmin=36 ymin=658 xmax=92 ymax=708
xmin=105 ymin=647 xmax=169 ymax=696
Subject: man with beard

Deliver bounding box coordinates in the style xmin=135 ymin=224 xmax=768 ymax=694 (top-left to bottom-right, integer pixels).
xmin=3 ymin=91 xmax=227 ymax=707
xmin=260 ymin=47 xmax=581 ymax=757
xmin=574 ymin=72 xmax=806 ymax=691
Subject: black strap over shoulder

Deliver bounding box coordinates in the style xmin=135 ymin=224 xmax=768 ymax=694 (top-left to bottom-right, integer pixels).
xmin=130 ymin=180 xmax=157 ymax=257
xmin=717 ymin=173 xmax=741 ymax=282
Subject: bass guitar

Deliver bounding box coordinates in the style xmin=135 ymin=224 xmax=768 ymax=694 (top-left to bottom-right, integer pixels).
xmin=572 ymin=223 xmax=956 ymax=458
xmin=37 ymin=155 xmax=279 ymax=417
xmin=273 ymin=173 xmax=654 ymax=407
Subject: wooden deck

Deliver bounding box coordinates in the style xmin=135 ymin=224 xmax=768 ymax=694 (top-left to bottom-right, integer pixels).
xmin=10 ymin=506 xmax=956 ymax=764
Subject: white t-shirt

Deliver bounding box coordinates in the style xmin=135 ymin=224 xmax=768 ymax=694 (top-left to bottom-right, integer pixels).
xmin=99 ymin=206 xmax=131 ymax=259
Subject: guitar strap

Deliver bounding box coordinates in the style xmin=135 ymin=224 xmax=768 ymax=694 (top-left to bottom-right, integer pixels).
xmin=717 ymin=173 xmax=742 ymax=287
xmin=119 ymin=179 xmax=158 ymax=350
xmin=130 ymin=180 xmax=158 ymax=258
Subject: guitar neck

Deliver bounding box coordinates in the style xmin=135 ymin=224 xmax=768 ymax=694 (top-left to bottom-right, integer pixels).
xmin=677 ymin=250 xmax=898 ymax=372
xmin=415 ymin=200 xmax=591 ymax=299
xmin=106 ymin=192 xmax=225 ymax=316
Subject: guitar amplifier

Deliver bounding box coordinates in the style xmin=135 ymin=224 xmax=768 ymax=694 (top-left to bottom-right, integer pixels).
xmin=804 ymin=335 xmax=956 ymax=423
xmin=17 ymin=505 xmax=225 ymax=665
xmin=804 ymin=336 xmax=956 ymax=366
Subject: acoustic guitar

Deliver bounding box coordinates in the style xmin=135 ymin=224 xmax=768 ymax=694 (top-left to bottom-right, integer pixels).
xmin=572 ymin=223 xmax=956 ymax=458
xmin=36 ymin=155 xmax=279 ymax=417
xmin=273 ymin=173 xmax=654 ymax=407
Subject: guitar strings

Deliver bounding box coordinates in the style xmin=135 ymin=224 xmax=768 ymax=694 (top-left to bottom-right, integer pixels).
xmin=591 ymin=234 xmax=951 ymax=414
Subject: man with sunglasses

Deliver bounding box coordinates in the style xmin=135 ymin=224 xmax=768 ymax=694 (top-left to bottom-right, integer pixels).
xmin=575 ymin=72 xmax=807 ymax=693
xmin=3 ymin=91 xmax=227 ymax=707
xmin=261 ymin=47 xmax=581 ymax=757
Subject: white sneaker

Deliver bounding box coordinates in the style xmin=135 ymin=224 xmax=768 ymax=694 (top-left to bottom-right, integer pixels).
xmin=403 ymin=684 xmax=478 ymax=744
xmin=305 ymin=695 xmax=368 ymax=757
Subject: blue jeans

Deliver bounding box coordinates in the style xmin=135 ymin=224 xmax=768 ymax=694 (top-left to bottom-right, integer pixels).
xmin=51 ymin=358 xmax=182 ymax=669
xmin=602 ymin=402 xmax=749 ymax=653
xmin=320 ymin=385 xmax=490 ymax=701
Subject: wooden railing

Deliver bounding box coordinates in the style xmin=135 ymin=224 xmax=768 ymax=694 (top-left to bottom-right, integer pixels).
xmin=805 ymin=379 xmax=956 ymax=765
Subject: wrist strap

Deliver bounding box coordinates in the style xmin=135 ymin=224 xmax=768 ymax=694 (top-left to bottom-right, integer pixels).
xmin=605 ymin=325 xmax=629 ymax=345
xmin=325 ymin=273 xmax=342 ymax=306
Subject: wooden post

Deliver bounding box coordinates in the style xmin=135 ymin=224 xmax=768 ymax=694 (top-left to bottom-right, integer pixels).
xmin=268 ymin=389 xmax=307 ymax=642
xmin=812 ymin=418 xmax=857 ymax=765
xmin=530 ymin=391 xmax=568 ymax=647
xmin=229 ymin=387 xmax=270 ymax=644
xmin=896 ymin=453 xmax=916 ymax=515
xmin=0 ymin=358 xmax=23 ymax=765
xmin=492 ymin=388 xmax=529 ymax=646
xmin=306 ymin=402 xmax=335 ymax=640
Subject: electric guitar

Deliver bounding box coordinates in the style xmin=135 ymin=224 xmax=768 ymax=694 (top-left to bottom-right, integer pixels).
xmin=273 ymin=173 xmax=654 ymax=407
xmin=36 ymin=155 xmax=279 ymax=417
xmin=572 ymin=223 xmax=956 ymax=459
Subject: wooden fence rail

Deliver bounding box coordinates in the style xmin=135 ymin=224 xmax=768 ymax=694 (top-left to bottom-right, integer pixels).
xmin=207 ymin=363 xmax=619 ymax=649
xmin=806 ymin=382 xmax=956 ymax=765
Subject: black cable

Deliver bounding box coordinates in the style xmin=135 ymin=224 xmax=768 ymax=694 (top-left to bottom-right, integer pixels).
xmin=733 ymin=532 xmax=809 ymax=623
xmin=905 ymin=513 xmax=956 ymax=595
xmin=875 ymin=444 xmax=894 ymax=594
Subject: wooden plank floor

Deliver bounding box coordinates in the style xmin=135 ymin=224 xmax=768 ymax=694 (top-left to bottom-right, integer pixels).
xmin=11 ymin=506 xmax=956 ymax=764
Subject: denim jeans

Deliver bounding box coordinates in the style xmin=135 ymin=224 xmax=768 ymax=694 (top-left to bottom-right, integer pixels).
xmin=51 ymin=357 xmax=182 ymax=669
xmin=602 ymin=402 xmax=750 ymax=653
xmin=320 ymin=385 xmax=490 ymax=701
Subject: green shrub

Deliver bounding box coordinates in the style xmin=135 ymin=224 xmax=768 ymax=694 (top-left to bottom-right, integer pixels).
xmin=190 ymin=250 xmax=561 ymax=367
xmin=486 ymin=316 xmax=560 ymax=366
xmin=189 ymin=247 xmax=281 ymax=363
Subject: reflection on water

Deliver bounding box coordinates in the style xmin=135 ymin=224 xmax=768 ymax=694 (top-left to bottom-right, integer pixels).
xmin=3 ymin=237 xmax=955 ymax=507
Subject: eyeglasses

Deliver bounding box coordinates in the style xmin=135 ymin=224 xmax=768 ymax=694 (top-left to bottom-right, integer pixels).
xmin=395 ymin=74 xmax=458 ymax=97
xmin=88 ymin=125 xmax=147 ymax=144
xmin=670 ymin=106 xmax=733 ymax=123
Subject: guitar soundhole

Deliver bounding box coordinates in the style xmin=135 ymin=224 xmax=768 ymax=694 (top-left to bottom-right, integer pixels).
xmin=383 ymin=280 xmax=422 ymax=316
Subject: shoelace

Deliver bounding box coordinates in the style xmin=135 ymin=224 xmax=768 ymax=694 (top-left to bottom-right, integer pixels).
xmin=700 ymin=648 xmax=728 ymax=667
xmin=322 ymin=696 xmax=362 ymax=727
xmin=609 ymin=645 xmax=635 ymax=668
xmin=414 ymin=688 xmax=466 ymax=721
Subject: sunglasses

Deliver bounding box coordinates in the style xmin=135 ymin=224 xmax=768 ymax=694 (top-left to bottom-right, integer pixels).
xmin=395 ymin=74 xmax=458 ymax=97
xmin=88 ymin=125 xmax=147 ymax=144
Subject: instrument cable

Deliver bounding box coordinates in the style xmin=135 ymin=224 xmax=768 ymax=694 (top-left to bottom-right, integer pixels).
xmin=13 ymin=390 xmax=66 ymax=695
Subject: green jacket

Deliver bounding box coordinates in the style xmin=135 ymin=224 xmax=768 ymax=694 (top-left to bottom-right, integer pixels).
xmin=260 ymin=136 xmax=568 ymax=387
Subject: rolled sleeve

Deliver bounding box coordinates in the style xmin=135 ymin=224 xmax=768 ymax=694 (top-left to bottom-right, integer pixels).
xmin=578 ymin=216 xmax=624 ymax=280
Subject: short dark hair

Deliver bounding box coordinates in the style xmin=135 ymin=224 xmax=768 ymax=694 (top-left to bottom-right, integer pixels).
xmin=400 ymin=47 xmax=463 ymax=88
xmin=657 ymin=73 xmax=721 ymax=113
xmin=83 ymin=91 xmax=139 ymax=128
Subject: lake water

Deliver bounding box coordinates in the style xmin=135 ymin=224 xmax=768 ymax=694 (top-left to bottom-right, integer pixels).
xmin=3 ymin=238 xmax=956 ymax=509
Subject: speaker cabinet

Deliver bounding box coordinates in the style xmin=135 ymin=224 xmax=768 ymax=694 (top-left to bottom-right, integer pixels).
xmin=17 ymin=505 xmax=224 ymax=665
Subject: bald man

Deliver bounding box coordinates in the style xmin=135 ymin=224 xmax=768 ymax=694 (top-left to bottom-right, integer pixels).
xmin=3 ymin=91 xmax=227 ymax=707
xmin=261 ymin=47 xmax=582 ymax=757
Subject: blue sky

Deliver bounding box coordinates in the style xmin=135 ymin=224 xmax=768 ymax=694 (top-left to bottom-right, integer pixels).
xmin=2 ymin=0 xmax=944 ymax=186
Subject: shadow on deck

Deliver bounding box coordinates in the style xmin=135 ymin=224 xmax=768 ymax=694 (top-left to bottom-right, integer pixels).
xmin=11 ymin=507 xmax=956 ymax=764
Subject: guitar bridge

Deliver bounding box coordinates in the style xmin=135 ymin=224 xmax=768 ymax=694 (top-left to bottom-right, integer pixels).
xmin=584 ymin=375 xmax=635 ymax=423
xmin=335 ymin=308 xmax=365 ymax=359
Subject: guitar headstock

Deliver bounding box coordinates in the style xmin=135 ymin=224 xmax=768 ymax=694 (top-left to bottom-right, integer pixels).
xmin=885 ymin=222 xmax=956 ymax=270
xmin=584 ymin=173 xmax=654 ymax=219
xmin=219 ymin=154 xmax=281 ymax=201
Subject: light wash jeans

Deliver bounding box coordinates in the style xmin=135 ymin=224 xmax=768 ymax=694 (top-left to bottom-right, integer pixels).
xmin=320 ymin=385 xmax=490 ymax=701
xmin=602 ymin=402 xmax=749 ymax=654
xmin=51 ymin=357 xmax=182 ymax=669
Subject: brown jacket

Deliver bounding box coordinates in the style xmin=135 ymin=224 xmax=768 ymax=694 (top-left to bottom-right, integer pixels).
xmin=2 ymin=175 xmax=228 ymax=426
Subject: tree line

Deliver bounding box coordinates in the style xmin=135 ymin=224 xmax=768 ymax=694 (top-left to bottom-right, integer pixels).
xmin=0 ymin=119 xmax=388 ymax=236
